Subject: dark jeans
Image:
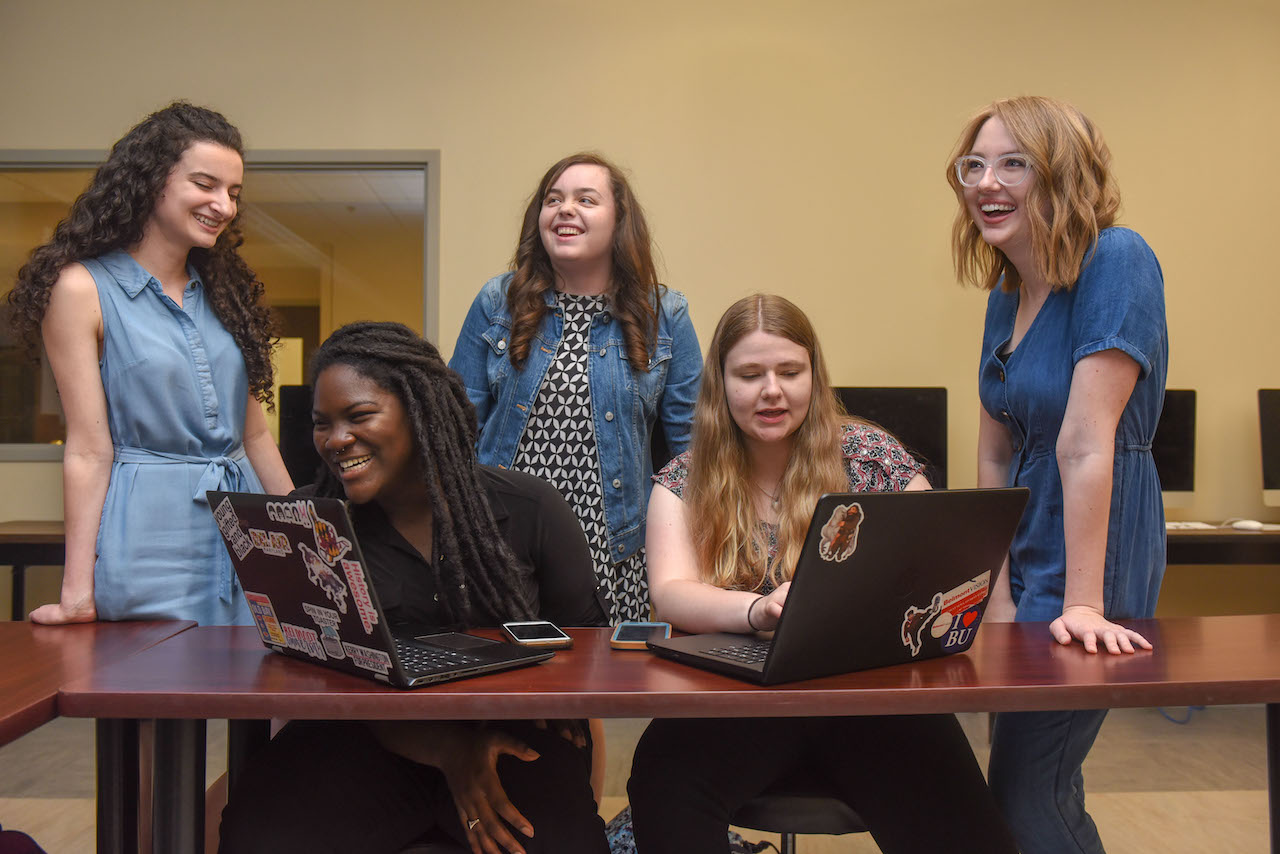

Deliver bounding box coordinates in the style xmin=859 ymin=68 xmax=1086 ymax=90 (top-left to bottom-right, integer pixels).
xmin=218 ymin=719 xmax=607 ymax=854
xmin=628 ymin=715 xmax=1018 ymax=854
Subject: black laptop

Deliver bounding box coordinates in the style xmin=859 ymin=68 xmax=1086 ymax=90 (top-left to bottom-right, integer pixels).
xmin=647 ymin=488 xmax=1029 ymax=684
xmin=207 ymin=491 xmax=554 ymax=688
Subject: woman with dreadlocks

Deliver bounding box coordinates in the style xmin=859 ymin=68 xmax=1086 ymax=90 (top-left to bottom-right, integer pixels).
xmin=6 ymin=101 xmax=291 ymax=626
xmin=218 ymin=322 xmax=609 ymax=854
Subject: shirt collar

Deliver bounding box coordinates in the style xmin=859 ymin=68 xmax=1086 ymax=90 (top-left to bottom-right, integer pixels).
xmin=97 ymin=248 xmax=203 ymax=299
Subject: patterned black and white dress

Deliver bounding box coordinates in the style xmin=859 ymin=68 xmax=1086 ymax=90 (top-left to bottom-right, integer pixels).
xmin=513 ymin=293 xmax=648 ymax=623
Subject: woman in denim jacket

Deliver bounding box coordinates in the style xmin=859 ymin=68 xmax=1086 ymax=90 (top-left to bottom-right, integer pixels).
xmin=450 ymin=153 xmax=701 ymax=623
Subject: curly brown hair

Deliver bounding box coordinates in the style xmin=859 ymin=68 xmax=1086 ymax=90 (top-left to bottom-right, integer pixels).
xmin=6 ymin=101 xmax=277 ymax=406
xmin=505 ymin=152 xmax=661 ymax=371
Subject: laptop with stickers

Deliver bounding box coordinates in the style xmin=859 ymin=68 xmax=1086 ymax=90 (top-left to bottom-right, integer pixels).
xmin=207 ymin=491 xmax=554 ymax=688
xmin=647 ymin=487 xmax=1029 ymax=685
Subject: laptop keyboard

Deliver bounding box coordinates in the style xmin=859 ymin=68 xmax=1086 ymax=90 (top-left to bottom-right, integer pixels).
xmin=707 ymin=638 xmax=773 ymax=665
xmin=394 ymin=638 xmax=484 ymax=674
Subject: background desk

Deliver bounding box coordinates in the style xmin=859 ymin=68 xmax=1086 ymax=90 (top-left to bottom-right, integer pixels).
xmin=0 ymin=520 xmax=65 ymax=621
xmin=1167 ymin=528 xmax=1280 ymax=565
xmin=60 ymin=615 xmax=1280 ymax=854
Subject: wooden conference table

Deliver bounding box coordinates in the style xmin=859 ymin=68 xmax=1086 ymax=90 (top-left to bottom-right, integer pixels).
xmin=61 ymin=615 xmax=1280 ymax=854
xmin=0 ymin=620 xmax=195 ymax=853
xmin=0 ymin=519 xmax=66 ymax=621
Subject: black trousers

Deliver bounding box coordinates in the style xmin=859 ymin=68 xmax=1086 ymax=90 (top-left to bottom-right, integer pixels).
xmin=627 ymin=715 xmax=1018 ymax=854
xmin=218 ymin=719 xmax=607 ymax=854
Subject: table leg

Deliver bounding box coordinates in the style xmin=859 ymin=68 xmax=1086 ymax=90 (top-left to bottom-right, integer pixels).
xmin=152 ymin=719 xmax=206 ymax=854
xmin=228 ymin=719 xmax=270 ymax=793
xmin=1269 ymin=702 xmax=1278 ymax=854
xmin=11 ymin=563 xmax=25 ymax=621
xmin=95 ymin=719 xmax=138 ymax=854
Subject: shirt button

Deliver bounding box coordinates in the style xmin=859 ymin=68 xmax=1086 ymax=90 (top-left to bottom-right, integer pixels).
xmin=617 ymin=545 xmax=625 ymax=553
xmin=604 ymin=411 xmax=614 ymax=422
xmin=1000 ymin=410 xmax=1009 ymax=419
xmin=433 ymin=593 xmax=439 ymax=602
xmin=497 ymin=339 xmax=507 ymax=351
xmin=612 ymin=478 xmax=621 ymax=488
xmin=999 ymin=369 xmax=1006 ymax=382
xmin=599 ymin=348 xmax=607 ymax=357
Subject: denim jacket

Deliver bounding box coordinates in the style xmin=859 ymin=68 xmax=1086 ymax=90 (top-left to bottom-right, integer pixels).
xmin=449 ymin=273 xmax=702 ymax=563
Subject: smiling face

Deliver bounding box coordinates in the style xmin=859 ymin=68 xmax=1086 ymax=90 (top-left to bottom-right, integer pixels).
xmin=723 ymin=329 xmax=814 ymax=452
xmin=963 ymin=117 xmax=1036 ymax=266
xmin=312 ymin=363 xmax=423 ymax=509
xmin=146 ymin=141 xmax=243 ymax=252
xmin=538 ymin=163 xmax=617 ymax=276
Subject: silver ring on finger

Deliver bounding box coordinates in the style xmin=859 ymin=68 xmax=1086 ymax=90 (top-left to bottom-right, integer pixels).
xmin=468 ymin=817 xmax=480 ymax=831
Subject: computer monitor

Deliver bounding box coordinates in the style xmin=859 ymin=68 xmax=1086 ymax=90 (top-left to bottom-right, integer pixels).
xmin=1152 ymin=389 xmax=1195 ymax=505
xmin=1260 ymin=390 xmax=1280 ymax=507
xmin=833 ymin=387 xmax=947 ymax=489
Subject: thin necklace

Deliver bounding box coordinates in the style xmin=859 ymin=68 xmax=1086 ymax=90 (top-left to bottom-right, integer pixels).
xmin=754 ymin=481 xmax=780 ymax=509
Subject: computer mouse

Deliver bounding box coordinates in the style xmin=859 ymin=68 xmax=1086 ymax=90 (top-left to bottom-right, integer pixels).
xmin=1230 ymin=519 xmax=1265 ymax=531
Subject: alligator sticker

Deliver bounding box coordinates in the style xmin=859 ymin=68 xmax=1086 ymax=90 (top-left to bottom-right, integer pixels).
xmin=244 ymin=591 xmax=287 ymax=646
xmin=818 ymin=502 xmax=864 ymax=562
xmin=299 ymin=542 xmax=349 ymax=613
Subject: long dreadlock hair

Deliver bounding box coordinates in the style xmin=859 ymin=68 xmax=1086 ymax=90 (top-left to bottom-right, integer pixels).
xmin=309 ymin=322 xmax=534 ymax=626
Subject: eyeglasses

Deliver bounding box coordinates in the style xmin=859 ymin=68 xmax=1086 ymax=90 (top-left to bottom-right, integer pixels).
xmin=954 ymin=154 xmax=1032 ymax=187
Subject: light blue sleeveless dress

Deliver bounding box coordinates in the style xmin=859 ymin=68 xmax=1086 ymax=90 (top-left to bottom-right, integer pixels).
xmin=84 ymin=250 xmax=260 ymax=625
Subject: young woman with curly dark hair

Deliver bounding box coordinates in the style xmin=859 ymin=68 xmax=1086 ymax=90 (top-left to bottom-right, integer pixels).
xmin=449 ymin=153 xmax=702 ymax=624
xmin=6 ymin=101 xmax=292 ymax=625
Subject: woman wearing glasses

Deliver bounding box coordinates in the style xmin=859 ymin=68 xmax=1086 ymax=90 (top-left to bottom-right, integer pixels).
xmin=946 ymin=96 xmax=1168 ymax=853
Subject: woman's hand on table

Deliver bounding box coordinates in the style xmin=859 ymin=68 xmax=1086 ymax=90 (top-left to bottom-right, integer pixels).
xmin=1050 ymin=604 xmax=1152 ymax=654
xmin=29 ymin=594 xmax=96 ymax=625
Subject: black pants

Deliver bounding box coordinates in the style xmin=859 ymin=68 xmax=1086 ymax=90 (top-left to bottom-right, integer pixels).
xmin=218 ymin=719 xmax=607 ymax=854
xmin=627 ymin=715 xmax=1018 ymax=854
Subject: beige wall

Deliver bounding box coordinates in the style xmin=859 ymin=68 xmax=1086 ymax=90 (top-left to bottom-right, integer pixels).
xmin=1 ymin=0 xmax=1278 ymax=611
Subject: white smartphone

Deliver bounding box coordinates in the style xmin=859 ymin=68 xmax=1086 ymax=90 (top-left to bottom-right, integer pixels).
xmin=610 ymin=621 xmax=672 ymax=650
xmin=501 ymin=620 xmax=574 ymax=649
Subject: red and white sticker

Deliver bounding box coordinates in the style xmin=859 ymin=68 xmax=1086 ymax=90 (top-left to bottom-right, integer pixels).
xmin=281 ymin=623 xmax=327 ymax=661
xmin=342 ymin=559 xmax=379 ymax=634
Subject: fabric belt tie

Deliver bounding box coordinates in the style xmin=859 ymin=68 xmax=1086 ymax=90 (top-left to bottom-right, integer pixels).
xmin=113 ymin=444 xmax=250 ymax=604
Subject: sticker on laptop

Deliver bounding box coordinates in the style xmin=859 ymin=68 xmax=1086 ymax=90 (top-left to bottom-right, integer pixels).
xmin=343 ymin=641 xmax=393 ymax=675
xmin=249 ymin=528 xmax=293 ymax=558
xmin=299 ymin=543 xmax=350 ymax=613
xmin=900 ymin=571 xmax=992 ymax=656
xmin=281 ymin=623 xmax=327 ymax=661
xmin=212 ymin=496 xmax=253 ymax=561
xmin=312 ymin=511 xmax=352 ymax=566
xmin=900 ymin=593 xmax=943 ymax=656
xmin=244 ymin=591 xmax=287 ymax=646
xmin=341 ymin=559 xmax=379 ymax=634
xmin=818 ymin=502 xmax=864 ymax=562
xmin=303 ymin=602 xmax=347 ymax=659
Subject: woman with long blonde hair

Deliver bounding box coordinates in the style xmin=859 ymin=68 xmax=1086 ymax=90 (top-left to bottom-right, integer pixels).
xmin=946 ymin=95 xmax=1167 ymax=853
xmin=627 ymin=294 xmax=1016 ymax=854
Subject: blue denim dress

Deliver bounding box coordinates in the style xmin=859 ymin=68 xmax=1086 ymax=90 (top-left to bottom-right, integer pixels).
xmin=978 ymin=227 xmax=1168 ymax=622
xmin=86 ymin=250 xmax=260 ymax=625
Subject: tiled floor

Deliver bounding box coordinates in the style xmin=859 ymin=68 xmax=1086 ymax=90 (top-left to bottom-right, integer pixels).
xmin=0 ymin=706 xmax=1268 ymax=852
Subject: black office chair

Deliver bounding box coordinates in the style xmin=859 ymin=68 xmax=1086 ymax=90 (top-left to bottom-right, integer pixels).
xmin=730 ymin=773 xmax=867 ymax=854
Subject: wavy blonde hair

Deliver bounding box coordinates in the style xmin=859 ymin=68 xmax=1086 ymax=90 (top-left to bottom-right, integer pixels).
xmin=946 ymin=95 xmax=1122 ymax=293
xmin=686 ymin=294 xmax=855 ymax=591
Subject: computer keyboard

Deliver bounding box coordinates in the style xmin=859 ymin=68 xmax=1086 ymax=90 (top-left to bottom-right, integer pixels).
xmin=707 ymin=638 xmax=773 ymax=665
xmin=394 ymin=637 xmax=484 ymax=673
